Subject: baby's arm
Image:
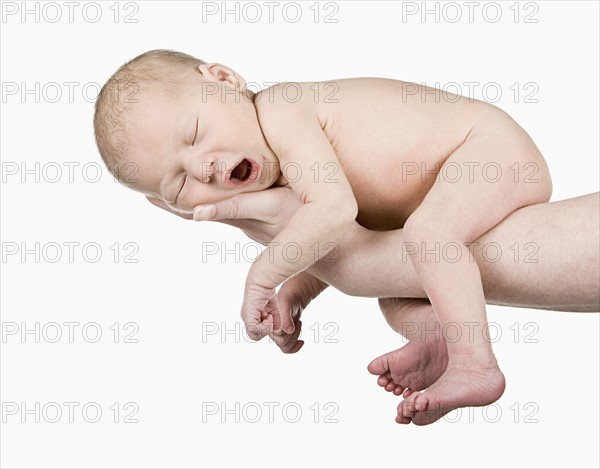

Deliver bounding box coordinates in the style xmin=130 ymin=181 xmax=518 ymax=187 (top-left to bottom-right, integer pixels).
xmin=242 ymin=88 xmax=358 ymax=340
xmin=270 ymin=272 xmax=329 ymax=353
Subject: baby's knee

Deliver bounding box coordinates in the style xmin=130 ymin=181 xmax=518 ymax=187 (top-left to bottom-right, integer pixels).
xmin=508 ymin=131 xmax=553 ymax=204
xmin=509 ymin=139 xmax=553 ymax=205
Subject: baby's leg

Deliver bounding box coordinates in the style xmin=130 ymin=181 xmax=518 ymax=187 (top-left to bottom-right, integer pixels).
xmin=400 ymin=110 xmax=552 ymax=425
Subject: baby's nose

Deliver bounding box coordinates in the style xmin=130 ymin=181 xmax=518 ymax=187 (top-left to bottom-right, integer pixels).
xmin=188 ymin=157 xmax=218 ymax=183
xmin=201 ymin=161 xmax=217 ymax=183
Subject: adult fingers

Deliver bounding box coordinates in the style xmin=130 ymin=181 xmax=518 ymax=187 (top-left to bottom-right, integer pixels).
xmin=192 ymin=187 xmax=296 ymax=223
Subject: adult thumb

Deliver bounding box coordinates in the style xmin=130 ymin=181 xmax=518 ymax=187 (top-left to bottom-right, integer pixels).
xmin=192 ymin=191 xmax=281 ymax=223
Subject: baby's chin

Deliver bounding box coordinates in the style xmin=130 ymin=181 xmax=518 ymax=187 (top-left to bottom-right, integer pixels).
xmin=255 ymin=154 xmax=283 ymax=188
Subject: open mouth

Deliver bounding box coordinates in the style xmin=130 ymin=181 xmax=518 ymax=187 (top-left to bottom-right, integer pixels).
xmin=230 ymin=159 xmax=253 ymax=183
xmin=228 ymin=158 xmax=260 ymax=187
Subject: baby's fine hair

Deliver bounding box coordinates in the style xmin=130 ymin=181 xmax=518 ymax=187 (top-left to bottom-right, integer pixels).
xmin=93 ymin=49 xmax=205 ymax=184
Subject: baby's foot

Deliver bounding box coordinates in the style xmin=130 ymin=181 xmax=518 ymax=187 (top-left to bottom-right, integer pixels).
xmin=398 ymin=353 xmax=506 ymax=425
xmin=368 ymin=299 xmax=448 ymax=398
xmin=367 ymin=336 xmax=448 ymax=397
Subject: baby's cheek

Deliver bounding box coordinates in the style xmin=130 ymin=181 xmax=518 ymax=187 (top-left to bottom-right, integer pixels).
xmin=181 ymin=186 xmax=224 ymax=210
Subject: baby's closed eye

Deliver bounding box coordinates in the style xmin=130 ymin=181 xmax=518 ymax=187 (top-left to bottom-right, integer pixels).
xmin=175 ymin=173 xmax=188 ymax=202
xmin=191 ymin=117 xmax=199 ymax=146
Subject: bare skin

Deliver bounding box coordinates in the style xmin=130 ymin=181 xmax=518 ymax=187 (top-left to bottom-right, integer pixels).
xmin=112 ymin=56 xmax=592 ymax=424
xmin=259 ymin=78 xmax=550 ymax=424
xmin=371 ymin=299 xmax=504 ymax=425
xmin=369 ymin=193 xmax=599 ymax=423
xmin=149 ymin=188 xmax=599 ymax=424
xmin=313 ymin=192 xmax=598 ymax=423
xmin=147 ymin=189 xmax=599 ymax=312
xmin=371 ymin=299 xmax=448 ymax=399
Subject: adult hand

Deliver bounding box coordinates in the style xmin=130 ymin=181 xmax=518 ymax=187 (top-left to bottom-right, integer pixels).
xmin=146 ymin=186 xmax=303 ymax=245
xmin=146 ymin=187 xmax=337 ymax=354
xmin=147 ymin=189 xmax=374 ymax=298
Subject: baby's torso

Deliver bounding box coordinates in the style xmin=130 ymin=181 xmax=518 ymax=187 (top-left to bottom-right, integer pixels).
xmin=268 ymin=78 xmax=492 ymax=230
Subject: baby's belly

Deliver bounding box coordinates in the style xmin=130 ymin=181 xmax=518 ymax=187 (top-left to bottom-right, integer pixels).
xmin=336 ymin=134 xmax=454 ymax=231
xmin=350 ymin=166 xmax=436 ymax=231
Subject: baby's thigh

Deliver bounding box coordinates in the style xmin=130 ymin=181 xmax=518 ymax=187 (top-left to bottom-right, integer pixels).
xmin=408 ymin=113 xmax=552 ymax=241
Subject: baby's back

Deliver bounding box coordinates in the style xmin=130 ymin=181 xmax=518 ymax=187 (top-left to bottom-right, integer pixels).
xmin=258 ymin=78 xmax=497 ymax=230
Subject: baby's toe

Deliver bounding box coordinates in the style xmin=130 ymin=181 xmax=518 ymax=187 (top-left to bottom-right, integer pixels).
xmin=400 ymin=397 xmax=416 ymax=418
xmin=414 ymin=393 xmax=429 ymax=412
xmin=396 ymin=412 xmax=411 ymax=424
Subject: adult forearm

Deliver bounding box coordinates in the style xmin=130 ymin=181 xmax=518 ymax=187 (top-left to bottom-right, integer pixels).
xmin=308 ymin=194 xmax=600 ymax=312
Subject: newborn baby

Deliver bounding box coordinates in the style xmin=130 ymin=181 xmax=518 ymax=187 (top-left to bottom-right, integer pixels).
xmin=94 ymin=49 xmax=552 ymax=425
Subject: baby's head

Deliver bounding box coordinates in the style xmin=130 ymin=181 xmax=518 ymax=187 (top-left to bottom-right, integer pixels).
xmin=93 ymin=49 xmax=281 ymax=214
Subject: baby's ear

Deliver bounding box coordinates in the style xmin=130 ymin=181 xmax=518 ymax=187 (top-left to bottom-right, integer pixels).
xmin=198 ymin=63 xmax=247 ymax=89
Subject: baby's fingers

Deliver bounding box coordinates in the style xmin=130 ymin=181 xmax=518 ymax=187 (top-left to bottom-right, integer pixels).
xmin=276 ymin=307 xmax=295 ymax=336
xmin=271 ymin=320 xmax=304 ymax=354
xmin=265 ymin=296 xmax=294 ymax=336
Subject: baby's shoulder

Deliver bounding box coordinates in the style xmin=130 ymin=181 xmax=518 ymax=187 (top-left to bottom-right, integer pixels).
xmin=253 ymin=81 xmax=323 ymax=140
xmin=253 ymin=80 xmax=342 ymax=154
xmin=255 ymin=77 xmax=373 ymax=105
xmin=254 ymin=81 xmax=322 ymax=116
xmin=254 ymin=77 xmax=403 ymax=119
xmin=253 ymin=78 xmax=356 ymax=130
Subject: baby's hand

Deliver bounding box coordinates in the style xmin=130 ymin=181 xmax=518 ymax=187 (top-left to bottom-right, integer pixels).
xmin=269 ymin=287 xmax=305 ymax=354
xmin=241 ymin=279 xmax=294 ymax=341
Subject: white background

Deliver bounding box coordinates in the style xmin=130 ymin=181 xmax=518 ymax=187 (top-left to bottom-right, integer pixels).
xmin=1 ymin=1 xmax=599 ymax=468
